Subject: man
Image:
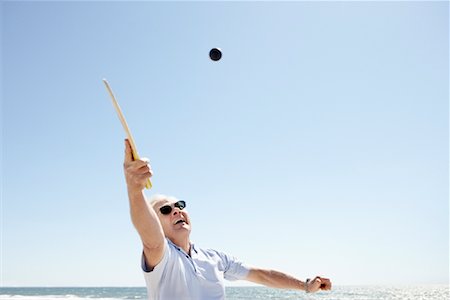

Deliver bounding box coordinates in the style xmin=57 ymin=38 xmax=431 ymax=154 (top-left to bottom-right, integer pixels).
xmin=123 ymin=139 xmax=332 ymax=299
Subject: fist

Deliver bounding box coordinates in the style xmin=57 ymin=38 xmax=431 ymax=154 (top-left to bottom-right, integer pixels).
xmin=123 ymin=139 xmax=153 ymax=191
xmin=306 ymin=276 xmax=332 ymax=293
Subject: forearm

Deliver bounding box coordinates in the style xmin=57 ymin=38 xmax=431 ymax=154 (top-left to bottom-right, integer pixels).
xmin=128 ymin=189 xmax=165 ymax=249
xmin=246 ymin=268 xmax=307 ymax=291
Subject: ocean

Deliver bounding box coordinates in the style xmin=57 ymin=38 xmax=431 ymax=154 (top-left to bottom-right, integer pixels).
xmin=0 ymin=285 xmax=448 ymax=300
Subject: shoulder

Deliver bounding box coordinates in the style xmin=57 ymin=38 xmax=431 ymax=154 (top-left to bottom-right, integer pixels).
xmin=195 ymin=245 xmax=224 ymax=258
xmin=197 ymin=246 xmax=235 ymax=265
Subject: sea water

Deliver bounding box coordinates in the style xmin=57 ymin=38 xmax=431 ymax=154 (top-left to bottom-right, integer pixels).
xmin=0 ymin=285 xmax=448 ymax=300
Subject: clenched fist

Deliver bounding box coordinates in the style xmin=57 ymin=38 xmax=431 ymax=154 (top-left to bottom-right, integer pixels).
xmin=123 ymin=139 xmax=153 ymax=191
xmin=306 ymin=276 xmax=332 ymax=293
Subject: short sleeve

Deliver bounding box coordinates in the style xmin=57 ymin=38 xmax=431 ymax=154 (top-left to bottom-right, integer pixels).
xmin=213 ymin=250 xmax=250 ymax=281
xmin=142 ymin=239 xmax=169 ymax=284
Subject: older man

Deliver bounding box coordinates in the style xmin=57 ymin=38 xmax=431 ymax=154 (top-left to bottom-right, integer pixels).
xmin=123 ymin=139 xmax=331 ymax=299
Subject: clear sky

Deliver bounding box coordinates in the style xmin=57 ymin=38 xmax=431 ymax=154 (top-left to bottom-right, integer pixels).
xmin=1 ymin=1 xmax=448 ymax=287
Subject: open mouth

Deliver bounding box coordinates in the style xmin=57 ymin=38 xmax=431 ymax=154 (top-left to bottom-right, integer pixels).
xmin=174 ymin=219 xmax=186 ymax=225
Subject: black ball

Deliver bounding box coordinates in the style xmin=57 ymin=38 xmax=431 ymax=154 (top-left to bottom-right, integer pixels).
xmin=209 ymin=48 xmax=222 ymax=61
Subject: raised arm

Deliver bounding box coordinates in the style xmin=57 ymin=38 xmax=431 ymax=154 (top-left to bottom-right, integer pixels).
xmin=246 ymin=268 xmax=331 ymax=293
xmin=123 ymin=139 xmax=165 ymax=269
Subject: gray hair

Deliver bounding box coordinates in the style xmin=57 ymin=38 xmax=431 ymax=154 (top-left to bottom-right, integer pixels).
xmin=148 ymin=194 xmax=179 ymax=209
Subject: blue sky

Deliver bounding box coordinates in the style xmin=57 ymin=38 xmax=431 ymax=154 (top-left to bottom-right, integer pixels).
xmin=1 ymin=1 xmax=448 ymax=287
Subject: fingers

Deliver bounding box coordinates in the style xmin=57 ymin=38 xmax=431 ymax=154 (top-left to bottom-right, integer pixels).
xmin=319 ymin=277 xmax=332 ymax=290
xmin=137 ymin=162 xmax=153 ymax=176
xmin=124 ymin=159 xmax=153 ymax=176
xmin=126 ymin=158 xmax=151 ymax=170
xmin=312 ymin=277 xmax=322 ymax=290
xmin=308 ymin=276 xmax=332 ymax=293
xmin=123 ymin=139 xmax=153 ymax=190
xmin=124 ymin=139 xmax=133 ymax=162
xmin=314 ymin=277 xmax=332 ymax=291
xmin=124 ymin=140 xmax=151 ymax=168
xmin=124 ymin=162 xmax=153 ymax=190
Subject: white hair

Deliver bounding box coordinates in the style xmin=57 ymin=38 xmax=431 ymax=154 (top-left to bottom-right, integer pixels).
xmin=148 ymin=194 xmax=178 ymax=208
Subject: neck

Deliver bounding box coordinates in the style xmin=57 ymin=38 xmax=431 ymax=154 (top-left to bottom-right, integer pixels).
xmin=171 ymin=235 xmax=191 ymax=255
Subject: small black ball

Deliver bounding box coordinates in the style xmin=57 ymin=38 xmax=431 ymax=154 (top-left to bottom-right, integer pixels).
xmin=209 ymin=48 xmax=222 ymax=61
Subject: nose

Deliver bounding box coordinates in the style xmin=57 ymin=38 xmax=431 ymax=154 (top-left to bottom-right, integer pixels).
xmin=172 ymin=207 xmax=181 ymax=216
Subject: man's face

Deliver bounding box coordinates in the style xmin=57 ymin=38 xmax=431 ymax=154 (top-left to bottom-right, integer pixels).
xmin=153 ymin=198 xmax=192 ymax=240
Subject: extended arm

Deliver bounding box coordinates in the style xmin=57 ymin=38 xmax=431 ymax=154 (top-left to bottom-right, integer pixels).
xmin=246 ymin=268 xmax=331 ymax=293
xmin=123 ymin=139 xmax=165 ymax=269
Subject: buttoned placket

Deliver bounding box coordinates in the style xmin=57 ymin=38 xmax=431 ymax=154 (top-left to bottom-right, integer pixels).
xmin=172 ymin=242 xmax=201 ymax=275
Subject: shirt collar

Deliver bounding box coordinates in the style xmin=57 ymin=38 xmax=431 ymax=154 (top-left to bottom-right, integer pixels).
xmin=167 ymin=238 xmax=198 ymax=254
xmin=191 ymin=243 xmax=198 ymax=254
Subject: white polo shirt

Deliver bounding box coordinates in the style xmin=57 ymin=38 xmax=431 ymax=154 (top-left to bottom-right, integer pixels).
xmin=142 ymin=238 xmax=250 ymax=300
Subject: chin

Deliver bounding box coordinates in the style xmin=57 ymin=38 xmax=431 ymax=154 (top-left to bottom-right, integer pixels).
xmin=181 ymin=225 xmax=191 ymax=232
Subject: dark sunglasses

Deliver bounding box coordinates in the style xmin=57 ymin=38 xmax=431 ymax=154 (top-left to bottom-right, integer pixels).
xmin=159 ymin=200 xmax=186 ymax=215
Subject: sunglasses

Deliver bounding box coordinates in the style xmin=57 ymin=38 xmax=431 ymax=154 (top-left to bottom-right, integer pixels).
xmin=159 ymin=200 xmax=186 ymax=215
